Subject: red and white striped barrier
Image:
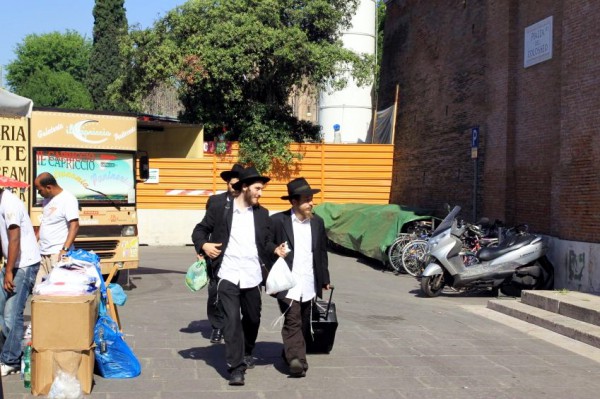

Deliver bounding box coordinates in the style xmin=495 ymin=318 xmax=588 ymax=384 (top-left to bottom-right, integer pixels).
xmin=165 ymin=189 xmax=226 ymax=196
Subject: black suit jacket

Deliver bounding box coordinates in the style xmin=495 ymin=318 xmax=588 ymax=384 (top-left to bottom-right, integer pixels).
xmin=270 ymin=209 xmax=330 ymax=299
xmin=198 ymin=191 xmax=232 ymax=278
xmin=192 ymin=200 xmax=276 ymax=283
xmin=205 ymin=191 xmax=232 ymax=212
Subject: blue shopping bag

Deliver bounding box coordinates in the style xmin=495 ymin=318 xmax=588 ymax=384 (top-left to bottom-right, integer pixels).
xmin=71 ymin=249 xmax=141 ymax=378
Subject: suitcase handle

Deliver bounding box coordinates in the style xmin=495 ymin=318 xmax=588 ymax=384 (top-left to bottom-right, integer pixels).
xmin=324 ymin=284 xmax=334 ymax=316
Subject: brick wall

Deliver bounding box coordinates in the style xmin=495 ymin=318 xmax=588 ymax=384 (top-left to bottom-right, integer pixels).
xmin=380 ymin=0 xmax=600 ymax=243
xmin=381 ymin=0 xmax=489 ymax=218
xmin=508 ymin=1 xmax=562 ymax=234
xmin=557 ymin=2 xmax=600 ymax=242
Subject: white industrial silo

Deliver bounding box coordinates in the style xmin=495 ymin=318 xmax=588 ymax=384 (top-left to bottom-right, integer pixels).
xmin=319 ymin=0 xmax=376 ymax=143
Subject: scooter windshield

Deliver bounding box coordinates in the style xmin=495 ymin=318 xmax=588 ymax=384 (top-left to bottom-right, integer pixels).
xmin=430 ymin=206 xmax=462 ymax=237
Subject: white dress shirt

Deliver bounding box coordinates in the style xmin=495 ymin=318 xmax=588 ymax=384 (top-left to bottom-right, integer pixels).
xmin=218 ymin=202 xmax=263 ymax=288
xmin=286 ymin=211 xmax=315 ymax=302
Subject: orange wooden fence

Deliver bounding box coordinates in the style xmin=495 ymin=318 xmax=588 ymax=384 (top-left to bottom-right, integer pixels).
xmin=137 ymin=143 xmax=394 ymax=211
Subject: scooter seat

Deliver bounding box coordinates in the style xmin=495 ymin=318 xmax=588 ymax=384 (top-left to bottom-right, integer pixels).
xmin=477 ymin=234 xmax=536 ymax=261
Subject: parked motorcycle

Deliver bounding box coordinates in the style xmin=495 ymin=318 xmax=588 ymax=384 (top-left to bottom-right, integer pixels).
xmin=420 ymin=206 xmax=554 ymax=297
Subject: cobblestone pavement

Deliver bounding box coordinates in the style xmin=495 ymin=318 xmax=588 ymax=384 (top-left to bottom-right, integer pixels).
xmin=4 ymin=245 xmax=600 ymax=398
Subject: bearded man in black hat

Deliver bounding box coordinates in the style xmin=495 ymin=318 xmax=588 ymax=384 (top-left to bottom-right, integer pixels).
xmin=202 ymin=163 xmax=244 ymax=344
xmin=270 ymin=177 xmax=331 ymax=378
xmin=192 ymin=166 xmax=279 ymax=386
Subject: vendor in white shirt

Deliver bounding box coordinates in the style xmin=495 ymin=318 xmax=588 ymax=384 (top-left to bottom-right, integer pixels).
xmin=0 ymin=188 xmax=41 ymax=376
xmin=34 ymin=172 xmax=79 ymax=285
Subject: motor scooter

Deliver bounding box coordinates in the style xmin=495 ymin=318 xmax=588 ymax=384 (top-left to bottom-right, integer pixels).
xmin=420 ymin=206 xmax=553 ymax=297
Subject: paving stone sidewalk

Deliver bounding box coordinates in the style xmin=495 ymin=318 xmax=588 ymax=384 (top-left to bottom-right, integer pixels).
xmin=3 ymin=246 xmax=600 ymax=398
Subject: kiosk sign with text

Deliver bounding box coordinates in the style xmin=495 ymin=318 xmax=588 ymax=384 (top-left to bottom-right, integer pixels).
xmin=34 ymin=149 xmax=135 ymax=205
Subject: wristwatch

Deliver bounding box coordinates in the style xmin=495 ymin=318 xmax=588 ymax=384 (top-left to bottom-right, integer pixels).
xmin=62 ymin=247 xmax=69 ymax=251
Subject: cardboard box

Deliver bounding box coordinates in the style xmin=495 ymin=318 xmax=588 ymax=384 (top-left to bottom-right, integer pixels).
xmin=31 ymin=294 xmax=98 ymax=350
xmin=31 ymin=348 xmax=95 ymax=396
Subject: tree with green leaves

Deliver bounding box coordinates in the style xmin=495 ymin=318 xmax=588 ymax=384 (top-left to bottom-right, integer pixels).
xmin=375 ymin=0 xmax=386 ymax=94
xmin=6 ymin=31 xmax=93 ymax=108
xmin=86 ymin=0 xmax=128 ymax=111
xmin=113 ymin=0 xmax=373 ymax=172
xmin=19 ymin=67 xmax=94 ymax=109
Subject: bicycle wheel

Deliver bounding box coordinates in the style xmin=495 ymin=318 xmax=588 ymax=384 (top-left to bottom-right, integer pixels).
xmin=387 ymin=234 xmax=413 ymax=272
xmin=401 ymin=239 xmax=428 ymax=276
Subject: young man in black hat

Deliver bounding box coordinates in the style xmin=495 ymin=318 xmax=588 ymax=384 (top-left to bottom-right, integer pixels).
xmin=202 ymin=163 xmax=244 ymax=344
xmin=270 ymin=177 xmax=331 ymax=377
xmin=192 ymin=166 xmax=279 ymax=386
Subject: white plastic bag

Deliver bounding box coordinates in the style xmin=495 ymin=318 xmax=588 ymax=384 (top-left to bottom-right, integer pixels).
xmin=266 ymin=257 xmax=296 ymax=295
xmin=48 ymin=370 xmax=83 ymax=399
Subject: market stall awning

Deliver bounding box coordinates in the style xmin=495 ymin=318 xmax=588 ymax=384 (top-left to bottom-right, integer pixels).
xmin=0 ymin=175 xmax=29 ymax=189
xmin=0 ymin=88 xmax=33 ymax=118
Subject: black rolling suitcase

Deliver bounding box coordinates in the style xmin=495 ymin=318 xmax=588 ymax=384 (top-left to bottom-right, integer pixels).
xmin=306 ymin=286 xmax=338 ymax=354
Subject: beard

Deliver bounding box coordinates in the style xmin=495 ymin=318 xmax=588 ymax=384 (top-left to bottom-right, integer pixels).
xmin=243 ymin=188 xmax=258 ymax=205
xmin=298 ymin=206 xmax=314 ymax=220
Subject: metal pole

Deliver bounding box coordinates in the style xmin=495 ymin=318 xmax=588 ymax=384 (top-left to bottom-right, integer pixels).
xmin=473 ymin=158 xmax=478 ymax=222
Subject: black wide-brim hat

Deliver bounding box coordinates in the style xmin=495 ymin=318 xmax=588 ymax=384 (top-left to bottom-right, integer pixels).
xmin=231 ymin=166 xmax=270 ymax=191
xmin=281 ymin=177 xmax=321 ymax=200
xmin=220 ymin=163 xmax=244 ymax=182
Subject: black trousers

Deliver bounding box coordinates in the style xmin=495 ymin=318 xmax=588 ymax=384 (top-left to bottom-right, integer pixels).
xmin=218 ymin=279 xmax=262 ymax=372
xmin=206 ymin=279 xmax=224 ymax=329
xmin=277 ymin=297 xmax=312 ymax=369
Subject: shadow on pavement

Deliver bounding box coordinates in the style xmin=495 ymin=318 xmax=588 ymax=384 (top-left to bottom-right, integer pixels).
xmin=180 ymin=319 xmax=212 ymax=340
xmin=178 ymin=340 xmax=289 ymax=379
xmin=409 ymin=287 xmax=500 ymax=298
xmin=327 ymin=241 xmax=389 ymax=273
xmin=129 ymin=267 xmax=186 ymax=276
xmin=178 ymin=345 xmax=228 ymax=378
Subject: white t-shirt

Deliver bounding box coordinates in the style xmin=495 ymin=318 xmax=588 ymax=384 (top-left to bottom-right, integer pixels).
xmin=39 ymin=190 xmax=79 ymax=255
xmin=0 ymin=190 xmax=41 ymax=268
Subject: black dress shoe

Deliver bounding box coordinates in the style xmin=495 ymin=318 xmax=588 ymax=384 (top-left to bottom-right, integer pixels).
xmin=229 ymin=369 xmax=245 ymax=386
xmin=209 ymin=328 xmax=223 ymax=343
xmin=289 ymin=358 xmax=306 ymax=378
xmin=244 ymin=355 xmax=255 ymax=369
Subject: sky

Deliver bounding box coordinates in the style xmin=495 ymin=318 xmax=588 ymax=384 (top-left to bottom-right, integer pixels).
xmin=0 ymin=0 xmax=187 ymax=87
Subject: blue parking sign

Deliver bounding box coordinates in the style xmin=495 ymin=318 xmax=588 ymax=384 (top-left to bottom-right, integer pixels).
xmin=471 ymin=127 xmax=479 ymax=148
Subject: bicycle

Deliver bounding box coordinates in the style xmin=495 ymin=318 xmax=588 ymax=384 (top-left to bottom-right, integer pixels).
xmin=387 ymin=220 xmax=434 ymax=274
xmin=400 ymin=239 xmax=429 ymax=276
xmin=387 ymin=233 xmax=414 ymax=273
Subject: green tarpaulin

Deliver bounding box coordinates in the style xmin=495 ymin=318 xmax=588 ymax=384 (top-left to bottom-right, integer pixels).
xmin=313 ymin=203 xmax=434 ymax=263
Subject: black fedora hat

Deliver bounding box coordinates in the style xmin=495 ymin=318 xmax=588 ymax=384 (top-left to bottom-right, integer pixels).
xmin=220 ymin=164 xmax=244 ymax=182
xmin=231 ymin=166 xmax=270 ymax=191
xmin=281 ymin=177 xmax=321 ymax=200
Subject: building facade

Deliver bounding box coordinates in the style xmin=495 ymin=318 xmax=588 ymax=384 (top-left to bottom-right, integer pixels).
xmin=379 ymin=0 xmax=600 ymax=293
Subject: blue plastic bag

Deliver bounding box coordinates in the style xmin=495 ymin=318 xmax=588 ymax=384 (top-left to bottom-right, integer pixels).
xmin=68 ymin=248 xmax=101 ymax=266
xmin=70 ymin=249 xmax=141 ymax=378
xmin=108 ymin=283 xmax=127 ymax=306
xmin=94 ymin=314 xmax=141 ymax=378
